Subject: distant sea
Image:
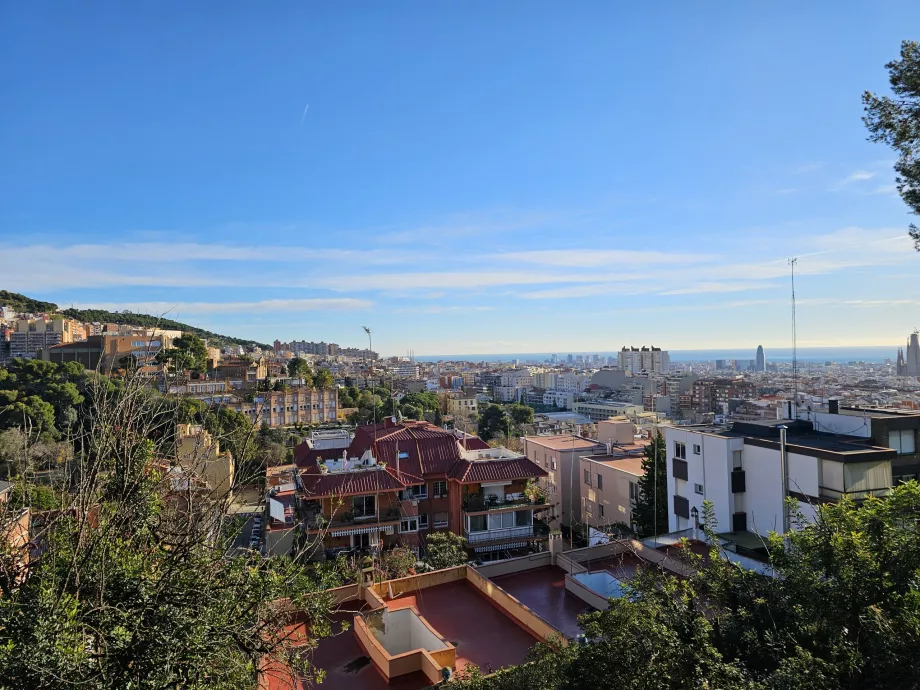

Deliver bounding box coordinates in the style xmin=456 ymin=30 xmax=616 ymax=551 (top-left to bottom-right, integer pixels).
xmin=413 ymin=346 xmax=899 ymax=365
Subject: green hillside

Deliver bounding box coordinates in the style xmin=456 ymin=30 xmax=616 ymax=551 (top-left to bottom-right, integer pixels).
xmin=0 ymin=290 xmax=268 ymax=349
xmin=0 ymin=290 xmax=58 ymax=314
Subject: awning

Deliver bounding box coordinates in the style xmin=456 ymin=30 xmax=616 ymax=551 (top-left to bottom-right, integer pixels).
xmin=474 ymin=541 xmax=527 ymax=553
xmin=330 ymin=525 xmax=395 ymax=537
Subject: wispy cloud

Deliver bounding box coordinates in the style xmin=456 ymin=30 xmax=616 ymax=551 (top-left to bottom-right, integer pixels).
xmin=840 ymin=170 xmax=875 ymax=184
xmin=496 ymin=249 xmax=712 ymax=268
xmin=70 ymin=298 xmax=372 ymax=315
xmin=660 ymin=281 xmax=781 ymax=296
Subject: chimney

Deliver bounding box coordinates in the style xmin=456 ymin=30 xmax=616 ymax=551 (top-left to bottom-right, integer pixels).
xmin=828 ymin=399 xmax=839 ymax=415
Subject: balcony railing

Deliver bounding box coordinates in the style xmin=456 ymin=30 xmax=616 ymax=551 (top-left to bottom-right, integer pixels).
xmin=462 ymin=494 xmax=547 ymax=512
xmin=306 ymin=506 xmax=401 ymax=531
xmin=463 ymin=522 xmax=549 ymax=543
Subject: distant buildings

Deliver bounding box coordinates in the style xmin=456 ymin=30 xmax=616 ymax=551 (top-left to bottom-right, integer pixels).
xmin=896 ymin=331 xmax=920 ymax=377
xmin=755 ymin=345 xmax=766 ymax=372
xmin=10 ymin=318 xmax=77 ymax=360
xmin=617 ymin=346 xmax=669 ymax=374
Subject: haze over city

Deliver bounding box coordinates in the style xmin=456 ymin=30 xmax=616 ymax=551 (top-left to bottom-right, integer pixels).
xmin=3 ymin=3 xmax=919 ymax=355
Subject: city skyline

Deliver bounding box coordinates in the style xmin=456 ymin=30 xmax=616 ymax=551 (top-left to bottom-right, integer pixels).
xmin=3 ymin=3 xmax=920 ymax=355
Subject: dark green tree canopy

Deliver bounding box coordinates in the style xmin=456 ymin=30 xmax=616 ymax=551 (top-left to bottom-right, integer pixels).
xmin=863 ymin=39 xmax=920 ymax=249
xmin=632 ymin=431 xmax=667 ymax=538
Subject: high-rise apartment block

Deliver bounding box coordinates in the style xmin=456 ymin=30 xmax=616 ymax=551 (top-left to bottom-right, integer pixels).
xmin=10 ymin=318 xmax=76 ymax=359
xmin=617 ymin=346 xmax=669 ymax=374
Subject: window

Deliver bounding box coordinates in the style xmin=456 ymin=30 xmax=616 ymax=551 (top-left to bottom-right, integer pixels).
xmin=675 ymin=442 xmax=687 ymax=459
xmin=468 ymin=514 xmax=487 ymax=532
xmin=515 ymin=510 xmax=531 ymax=527
xmin=596 ymin=473 xmax=603 ymax=490
xmin=419 ymin=514 xmax=429 ymax=530
xmin=694 ymin=483 xmax=704 ymax=495
xmin=584 ymin=469 xmax=591 ymax=486
xmin=400 ymin=518 xmax=420 ymax=533
xmin=889 ymin=429 xmax=916 ymax=455
xmin=402 ymin=484 xmax=427 ymax=500
xmin=351 ymin=495 xmax=375 ymax=519
xmin=433 ymin=512 xmax=448 ymax=528
xmin=551 ymin=458 xmax=557 ymax=470
xmin=488 ymin=512 xmax=515 ymax=530
xmin=432 ymin=480 xmax=447 ymax=498
xmin=693 ymin=444 xmax=701 ymax=455
xmin=629 ymin=482 xmax=638 ymax=500
xmin=599 ymin=503 xmax=605 ymax=519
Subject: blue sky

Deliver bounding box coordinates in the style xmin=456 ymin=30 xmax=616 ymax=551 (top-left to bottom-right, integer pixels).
xmin=2 ymin=3 xmax=918 ymax=356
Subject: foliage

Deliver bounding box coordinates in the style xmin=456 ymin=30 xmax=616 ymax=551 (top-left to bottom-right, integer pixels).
xmin=509 ymin=402 xmax=534 ymax=426
xmin=60 ymin=306 xmax=269 ymax=349
xmin=287 ymin=357 xmax=312 ymax=380
xmin=632 ymin=431 xmax=667 ymax=537
xmin=0 ymin=290 xmax=58 ymax=314
xmin=155 ymin=333 xmax=209 ymax=375
xmin=0 ymin=368 xmax=338 ymax=689
xmin=451 ymin=486 xmax=920 ymax=689
xmin=0 ymin=359 xmax=88 ymax=440
xmin=376 ymin=546 xmax=417 ymax=581
xmin=478 ymin=403 xmax=512 ymax=442
xmin=423 ymin=531 xmax=468 ymax=570
xmin=311 ymin=368 xmax=334 ymax=389
xmin=8 ymin=482 xmax=63 ymax=511
xmin=863 ymin=40 xmax=920 ymax=250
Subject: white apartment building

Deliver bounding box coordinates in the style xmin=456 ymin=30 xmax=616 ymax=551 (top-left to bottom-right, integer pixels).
xmin=618 ymin=347 xmax=670 ymax=374
xmin=393 ymin=362 xmax=421 ymax=379
xmin=542 ymin=390 xmax=575 ymax=410
xmin=665 ymin=419 xmax=894 ymax=541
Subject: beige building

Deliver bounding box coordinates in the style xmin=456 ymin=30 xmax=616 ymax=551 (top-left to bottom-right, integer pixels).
xmin=579 ymin=450 xmax=646 ymax=534
xmin=229 ymin=387 xmax=338 ymax=427
xmin=522 ymin=434 xmax=607 ymax=529
xmin=175 ymin=424 xmax=235 ymax=498
xmin=10 ymin=318 xmax=76 ymax=359
xmin=447 ymin=394 xmax=478 ymax=431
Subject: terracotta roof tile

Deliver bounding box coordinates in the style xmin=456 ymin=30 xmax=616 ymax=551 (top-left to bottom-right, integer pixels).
xmin=300 ymin=469 xmax=405 ymax=498
xmin=449 ymin=456 xmax=547 ymax=484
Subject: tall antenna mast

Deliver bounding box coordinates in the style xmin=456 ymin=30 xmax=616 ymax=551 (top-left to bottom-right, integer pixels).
xmin=789 ymin=258 xmax=798 ymax=413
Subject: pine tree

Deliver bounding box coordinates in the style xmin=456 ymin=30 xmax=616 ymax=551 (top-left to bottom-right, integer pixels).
xmin=633 ymin=431 xmax=667 ymax=537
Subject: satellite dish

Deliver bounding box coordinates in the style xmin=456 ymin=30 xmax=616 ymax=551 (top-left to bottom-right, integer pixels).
xmin=391 ymin=416 xmax=396 ymax=423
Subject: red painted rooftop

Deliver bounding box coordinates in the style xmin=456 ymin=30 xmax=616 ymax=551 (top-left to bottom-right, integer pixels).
xmin=490 ymin=566 xmax=591 ymax=639
xmin=384 ymin=579 xmax=538 ymax=675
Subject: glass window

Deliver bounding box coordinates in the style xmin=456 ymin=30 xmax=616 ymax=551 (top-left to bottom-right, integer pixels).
xmin=596 ymin=473 xmax=603 ymax=490
xmin=432 ymin=480 xmax=447 ymax=498
xmin=599 ymin=503 xmax=605 ymax=519
xmin=675 ymin=442 xmax=687 ymax=459
xmin=515 ymin=510 xmax=531 ymax=527
xmin=488 ymin=513 xmax=503 ymax=530
xmin=352 ymin=495 xmax=375 ymax=518
xmin=584 ymin=469 xmax=591 ymax=485
xmin=419 ymin=514 xmax=429 ymax=529
xmin=693 ymin=444 xmax=701 ymax=455
xmin=502 ymin=511 xmax=514 ymax=529
xmin=468 ymin=514 xmax=487 ymax=532
xmin=434 ymin=512 xmax=448 ymax=527
xmin=889 ymin=429 xmax=916 ymax=455
xmin=400 ymin=518 xmax=418 ymax=533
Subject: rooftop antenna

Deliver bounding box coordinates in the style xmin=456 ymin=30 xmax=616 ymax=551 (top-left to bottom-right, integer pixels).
xmin=789 ymin=258 xmax=798 ymax=415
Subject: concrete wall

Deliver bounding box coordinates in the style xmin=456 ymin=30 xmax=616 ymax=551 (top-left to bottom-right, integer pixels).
xmin=475 ymin=551 xmax=552 ymax=578
xmin=465 ymin=567 xmax=567 ymax=646
xmin=372 ymin=565 xmax=467 ymax=599
xmin=374 ymin=608 xmax=448 ymax=655
xmin=564 ymin=573 xmax=611 ymax=611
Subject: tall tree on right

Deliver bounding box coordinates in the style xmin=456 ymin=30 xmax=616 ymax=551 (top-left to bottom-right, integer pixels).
xmin=863 ymin=40 xmax=920 ymax=250
xmin=632 ymin=431 xmax=668 ymax=538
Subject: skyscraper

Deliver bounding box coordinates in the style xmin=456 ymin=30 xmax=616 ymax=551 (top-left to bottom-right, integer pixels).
xmin=755 ymin=345 xmax=766 ymax=372
xmin=898 ymin=332 xmax=920 ymax=376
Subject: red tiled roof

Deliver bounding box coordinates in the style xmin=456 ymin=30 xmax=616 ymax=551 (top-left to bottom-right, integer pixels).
xmin=448 ymin=456 xmax=547 ymax=484
xmin=300 ymin=469 xmax=405 ymax=499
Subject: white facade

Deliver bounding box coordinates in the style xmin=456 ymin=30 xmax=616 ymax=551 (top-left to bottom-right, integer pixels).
xmin=573 ymin=401 xmax=643 ymax=422
xmin=664 ymin=425 xmax=893 ymax=538
xmin=618 ymin=348 xmax=670 ymax=374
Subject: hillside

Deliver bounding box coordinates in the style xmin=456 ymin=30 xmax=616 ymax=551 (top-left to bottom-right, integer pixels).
xmin=1 ymin=290 xmax=268 ymax=349
xmin=0 ymin=290 xmax=58 ymax=314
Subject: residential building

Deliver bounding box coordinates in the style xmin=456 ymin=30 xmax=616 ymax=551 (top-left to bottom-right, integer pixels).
xmin=393 ymin=362 xmax=421 ymax=379
xmin=446 ymin=393 xmax=478 ymax=427
xmin=10 ymin=318 xmax=76 ymax=360
xmin=579 ymin=448 xmax=645 ymax=534
xmin=799 ymin=403 xmax=920 ymax=482
xmin=664 ymin=419 xmax=894 ymax=547
xmin=617 ymin=346 xmax=670 ymax=374
xmin=228 ymin=386 xmax=338 ymax=427
xmin=42 ymin=334 xmax=164 ymax=373
xmin=572 ymin=400 xmax=643 ymax=422
xmin=174 ymin=424 xmax=235 ymax=498
xmin=522 ymin=434 xmax=607 ymax=529
xmin=294 ymin=420 xmax=549 ymax=560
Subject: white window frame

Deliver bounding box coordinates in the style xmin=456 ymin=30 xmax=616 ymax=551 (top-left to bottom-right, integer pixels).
xmin=419 ymin=513 xmax=429 ymax=530
xmin=432 ymin=480 xmax=448 ymax=498
xmin=675 ymin=442 xmax=687 ymax=459
xmin=400 ymin=517 xmax=420 ymax=533
xmin=694 ymin=483 xmax=704 ymax=495
xmin=693 ymin=444 xmax=701 ymax=455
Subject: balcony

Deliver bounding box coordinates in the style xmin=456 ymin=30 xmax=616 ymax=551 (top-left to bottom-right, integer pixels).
xmin=464 ymin=522 xmax=549 ymax=544
xmin=672 ymin=459 xmax=689 ymax=481
xmin=305 ymin=505 xmax=401 ymax=533
xmin=461 ymin=493 xmax=548 ymax=513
